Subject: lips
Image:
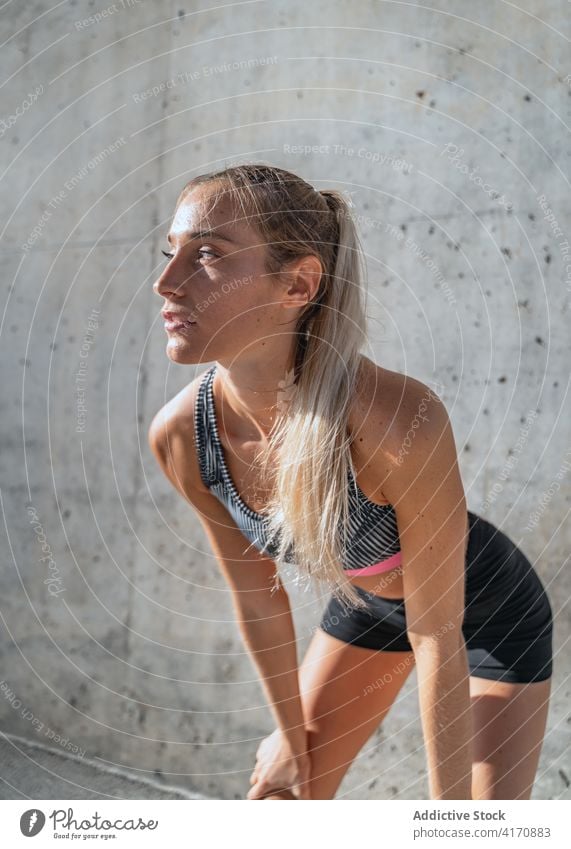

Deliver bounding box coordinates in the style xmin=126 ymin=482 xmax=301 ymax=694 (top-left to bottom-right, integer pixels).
xmin=162 ymin=310 xmax=197 ymax=332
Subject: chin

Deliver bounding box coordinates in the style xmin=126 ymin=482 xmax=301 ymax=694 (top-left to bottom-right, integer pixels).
xmin=165 ymin=342 xmax=200 ymax=365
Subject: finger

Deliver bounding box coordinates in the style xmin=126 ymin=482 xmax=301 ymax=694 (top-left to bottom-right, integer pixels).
xmin=263 ymin=788 xmax=297 ymax=800
xmin=248 ymin=783 xmax=290 ymax=800
xmin=291 ymin=780 xmax=312 ymax=800
xmin=246 ymin=781 xmax=267 ymax=800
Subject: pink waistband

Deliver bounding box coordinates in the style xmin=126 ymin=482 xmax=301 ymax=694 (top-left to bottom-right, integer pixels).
xmin=344 ymin=550 xmax=402 ymax=577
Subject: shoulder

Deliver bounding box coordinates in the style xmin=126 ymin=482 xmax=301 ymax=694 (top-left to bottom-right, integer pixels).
xmin=348 ymin=355 xmax=451 ymax=480
xmin=148 ymin=366 xmax=212 ymax=495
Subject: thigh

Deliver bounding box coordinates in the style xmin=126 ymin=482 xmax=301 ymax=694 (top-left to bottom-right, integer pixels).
xmin=298 ymin=627 xmax=416 ymax=799
xmin=470 ymin=676 xmax=552 ymax=800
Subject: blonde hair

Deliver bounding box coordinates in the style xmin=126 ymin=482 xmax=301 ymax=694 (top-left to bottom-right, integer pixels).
xmin=178 ymin=163 xmax=370 ymax=609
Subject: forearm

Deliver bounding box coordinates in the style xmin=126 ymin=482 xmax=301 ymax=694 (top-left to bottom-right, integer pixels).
xmin=234 ymin=587 xmax=307 ymax=750
xmin=413 ymin=637 xmax=474 ymax=799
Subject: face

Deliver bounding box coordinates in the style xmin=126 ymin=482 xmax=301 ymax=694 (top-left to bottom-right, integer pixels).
xmin=154 ymin=183 xmax=298 ymax=366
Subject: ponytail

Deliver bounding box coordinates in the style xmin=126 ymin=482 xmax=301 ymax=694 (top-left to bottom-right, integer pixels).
xmin=258 ymin=189 xmax=370 ymax=609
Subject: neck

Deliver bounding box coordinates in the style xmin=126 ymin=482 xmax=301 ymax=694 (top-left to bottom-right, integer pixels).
xmin=213 ymin=353 xmax=298 ymax=440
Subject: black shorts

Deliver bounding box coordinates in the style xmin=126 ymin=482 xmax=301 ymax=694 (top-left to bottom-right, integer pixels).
xmin=319 ymin=511 xmax=553 ymax=683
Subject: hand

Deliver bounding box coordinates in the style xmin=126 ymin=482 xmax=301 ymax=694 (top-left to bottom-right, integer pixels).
xmin=247 ymin=728 xmax=312 ymax=800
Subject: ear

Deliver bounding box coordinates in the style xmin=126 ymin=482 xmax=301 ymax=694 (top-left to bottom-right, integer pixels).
xmin=280 ymin=255 xmax=323 ymax=311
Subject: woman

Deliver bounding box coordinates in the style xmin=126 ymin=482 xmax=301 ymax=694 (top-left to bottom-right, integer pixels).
xmin=149 ymin=163 xmax=553 ymax=801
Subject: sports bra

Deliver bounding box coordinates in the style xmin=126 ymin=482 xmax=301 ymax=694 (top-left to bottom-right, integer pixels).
xmin=194 ymin=364 xmax=402 ymax=576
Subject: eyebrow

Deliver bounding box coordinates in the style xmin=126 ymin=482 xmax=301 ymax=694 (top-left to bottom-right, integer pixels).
xmin=167 ymin=229 xmax=238 ymax=245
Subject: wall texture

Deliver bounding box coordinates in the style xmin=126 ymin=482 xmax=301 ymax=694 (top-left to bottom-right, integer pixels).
xmin=0 ymin=0 xmax=569 ymax=799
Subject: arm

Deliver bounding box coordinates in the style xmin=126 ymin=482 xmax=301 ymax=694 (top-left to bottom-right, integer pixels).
xmin=234 ymin=592 xmax=307 ymax=751
xmin=378 ymin=381 xmax=473 ymax=800
xmin=195 ymin=506 xmax=307 ymax=753
xmin=148 ymin=404 xmax=307 ymax=753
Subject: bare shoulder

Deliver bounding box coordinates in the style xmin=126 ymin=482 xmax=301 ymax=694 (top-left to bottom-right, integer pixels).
xmin=349 ymin=355 xmax=449 ymax=475
xmin=148 ymin=366 xmax=212 ymax=496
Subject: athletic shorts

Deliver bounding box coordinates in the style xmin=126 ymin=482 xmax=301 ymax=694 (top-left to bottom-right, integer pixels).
xmin=319 ymin=511 xmax=553 ymax=683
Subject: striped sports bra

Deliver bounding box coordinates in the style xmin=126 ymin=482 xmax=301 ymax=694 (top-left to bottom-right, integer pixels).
xmin=194 ymin=364 xmax=402 ymax=576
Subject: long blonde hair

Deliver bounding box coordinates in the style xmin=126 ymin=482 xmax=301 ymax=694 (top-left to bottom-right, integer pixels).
xmin=178 ymin=164 xmax=370 ymax=609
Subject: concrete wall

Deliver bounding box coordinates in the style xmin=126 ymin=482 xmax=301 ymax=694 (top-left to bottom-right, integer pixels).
xmin=0 ymin=1 xmax=569 ymax=799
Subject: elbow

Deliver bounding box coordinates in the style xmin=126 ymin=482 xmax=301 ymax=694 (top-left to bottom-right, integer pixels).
xmin=233 ymin=583 xmax=289 ymax=622
xmin=407 ymin=625 xmax=465 ymax=659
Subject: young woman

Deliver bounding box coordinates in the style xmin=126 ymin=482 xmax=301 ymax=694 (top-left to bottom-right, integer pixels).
xmin=149 ymin=163 xmax=553 ymax=801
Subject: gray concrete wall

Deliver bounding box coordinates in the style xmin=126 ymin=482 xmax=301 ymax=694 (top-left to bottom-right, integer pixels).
xmin=0 ymin=1 xmax=569 ymax=799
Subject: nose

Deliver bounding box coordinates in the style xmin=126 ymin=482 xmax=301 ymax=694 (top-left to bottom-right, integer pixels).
xmin=153 ymin=262 xmax=185 ymax=300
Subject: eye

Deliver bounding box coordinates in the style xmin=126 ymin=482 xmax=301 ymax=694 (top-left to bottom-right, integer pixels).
xmin=161 ymin=247 xmax=218 ymax=263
